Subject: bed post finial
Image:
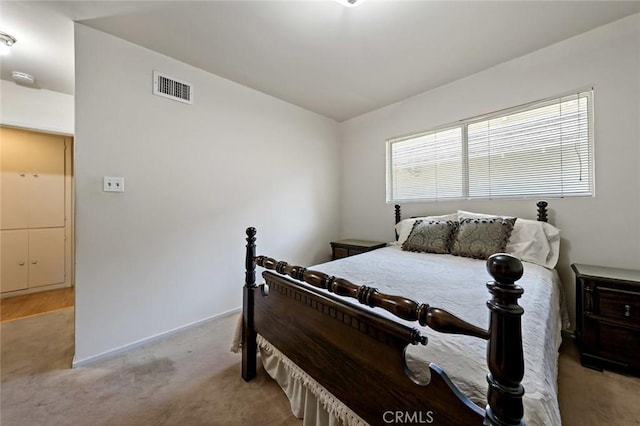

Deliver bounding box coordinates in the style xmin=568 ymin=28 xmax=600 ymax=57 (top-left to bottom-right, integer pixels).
xmin=243 ymin=227 xmax=258 ymax=381
xmin=536 ymin=200 xmax=548 ymax=222
xmin=394 ymin=204 xmax=401 ymax=241
xmin=245 ymin=227 xmax=257 ymax=289
xmin=485 ymin=253 xmax=525 ymax=426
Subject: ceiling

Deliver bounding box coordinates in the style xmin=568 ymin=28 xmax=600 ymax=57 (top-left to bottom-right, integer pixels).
xmin=2 ymin=1 xmax=640 ymax=122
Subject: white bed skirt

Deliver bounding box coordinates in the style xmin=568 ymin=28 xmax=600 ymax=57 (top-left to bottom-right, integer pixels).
xmin=257 ymin=334 xmax=367 ymax=426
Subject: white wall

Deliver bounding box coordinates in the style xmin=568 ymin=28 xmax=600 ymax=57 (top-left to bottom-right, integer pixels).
xmin=0 ymin=80 xmax=74 ymax=135
xmin=74 ymin=24 xmax=341 ymax=363
xmin=339 ymin=14 xmax=640 ymax=329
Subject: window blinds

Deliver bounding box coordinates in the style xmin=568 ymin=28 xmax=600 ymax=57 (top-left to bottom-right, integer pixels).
xmin=467 ymin=91 xmax=593 ymax=198
xmin=386 ymin=90 xmax=594 ymax=202
xmin=388 ymin=127 xmax=463 ymax=202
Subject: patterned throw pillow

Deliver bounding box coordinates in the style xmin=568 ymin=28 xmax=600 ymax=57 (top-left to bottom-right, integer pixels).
xmin=450 ymin=217 xmax=517 ymax=260
xmin=402 ymin=220 xmax=458 ymax=254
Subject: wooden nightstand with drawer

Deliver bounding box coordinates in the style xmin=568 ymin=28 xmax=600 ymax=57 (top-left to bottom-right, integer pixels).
xmin=330 ymin=239 xmax=386 ymax=260
xmin=572 ymin=263 xmax=640 ymax=374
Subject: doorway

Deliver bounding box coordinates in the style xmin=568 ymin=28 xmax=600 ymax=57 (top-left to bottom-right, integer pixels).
xmin=0 ymin=126 xmax=74 ymax=321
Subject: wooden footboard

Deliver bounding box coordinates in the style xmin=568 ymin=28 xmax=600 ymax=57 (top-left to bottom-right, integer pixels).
xmin=242 ymin=227 xmax=526 ymax=426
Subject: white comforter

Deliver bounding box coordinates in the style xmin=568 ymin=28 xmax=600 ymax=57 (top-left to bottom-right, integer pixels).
xmin=301 ymin=246 xmax=563 ymax=426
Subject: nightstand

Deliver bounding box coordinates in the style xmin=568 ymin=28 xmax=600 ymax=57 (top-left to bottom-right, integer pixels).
xmin=572 ymin=263 xmax=640 ymax=374
xmin=330 ymin=239 xmax=386 ymax=260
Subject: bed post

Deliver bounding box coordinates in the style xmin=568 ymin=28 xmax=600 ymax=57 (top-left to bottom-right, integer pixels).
xmin=536 ymin=200 xmax=548 ymax=222
xmin=242 ymin=227 xmax=258 ymax=382
xmin=485 ymin=253 xmax=525 ymax=426
xmin=394 ymin=204 xmax=401 ymax=241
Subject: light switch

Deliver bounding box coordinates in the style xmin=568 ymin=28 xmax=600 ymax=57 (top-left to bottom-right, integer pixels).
xmin=103 ymin=176 xmax=125 ymax=192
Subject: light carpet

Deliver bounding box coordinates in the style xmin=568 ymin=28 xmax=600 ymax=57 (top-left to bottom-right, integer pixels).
xmin=1 ymin=308 xmax=639 ymax=425
xmin=1 ymin=309 xmax=297 ymax=426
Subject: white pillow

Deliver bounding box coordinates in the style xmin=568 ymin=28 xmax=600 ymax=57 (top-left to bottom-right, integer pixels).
xmin=457 ymin=210 xmax=560 ymax=268
xmin=394 ymin=213 xmax=457 ymax=245
xmin=457 ymin=210 xmax=514 ymax=221
xmin=506 ymin=219 xmax=561 ymax=268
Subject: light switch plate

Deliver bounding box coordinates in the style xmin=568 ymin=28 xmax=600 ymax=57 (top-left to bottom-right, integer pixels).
xmin=103 ymin=176 xmax=125 ymax=192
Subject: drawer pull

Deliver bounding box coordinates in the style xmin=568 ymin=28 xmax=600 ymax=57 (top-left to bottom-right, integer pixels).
xmin=18 ymin=261 xmax=25 ymax=266
xmin=624 ymin=305 xmax=631 ymax=317
xmin=31 ymin=260 xmax=38 ymax=265
xmin=584 ymin=285 xmax=594 ymax=314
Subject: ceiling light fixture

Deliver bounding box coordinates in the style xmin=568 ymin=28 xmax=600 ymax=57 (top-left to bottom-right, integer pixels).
xmin=333 ymin=0 xmax=366 ymax=7
xmin=0 ymin=31 xmax=16 ymax=46
xmin=12 ymin=71 xmax=35 ymax=86
xmin=0 ymin=31 xmax=17 ymax=55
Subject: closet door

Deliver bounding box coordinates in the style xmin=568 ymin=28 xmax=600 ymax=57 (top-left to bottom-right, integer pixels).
xmin=0 ymin=129 xmax=29 ymax=229
xmin=28 ymin=133 xmax=65 ymax=228
xmin=28 ymin=228 xmax=65 ymax=288
xmin=0 ymin=230 xmax=29 ymax=292
xmin=0 ymin=127 xmax=69 ymax=295
xmin=0 ymin=128 xmax=65 ymax=229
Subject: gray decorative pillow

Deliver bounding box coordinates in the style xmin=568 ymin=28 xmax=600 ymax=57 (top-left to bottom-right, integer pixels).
xmin=450 ymin=217 xmax=517 ymax=260
xmin=402 ymin=220 xmax=458 ymax=254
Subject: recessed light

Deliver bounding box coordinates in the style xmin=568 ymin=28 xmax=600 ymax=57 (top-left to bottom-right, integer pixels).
xmin=333 ymin=0 xmax=366 ymax=7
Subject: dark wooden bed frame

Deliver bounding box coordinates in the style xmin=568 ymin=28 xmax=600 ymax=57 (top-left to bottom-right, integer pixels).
xmin=242 ymin=201 xmax=550 ymax=426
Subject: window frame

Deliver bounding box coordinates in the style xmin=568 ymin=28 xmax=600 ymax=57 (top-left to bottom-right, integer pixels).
xmin=386 ymin=88 xmax=595 ymax=203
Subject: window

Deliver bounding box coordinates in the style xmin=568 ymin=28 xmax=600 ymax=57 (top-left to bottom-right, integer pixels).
xmin=386 ymin=90 xmax=594 ymax=202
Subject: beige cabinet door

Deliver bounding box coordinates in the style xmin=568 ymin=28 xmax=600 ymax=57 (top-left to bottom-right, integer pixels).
xmin=0 ymin=127 xmax=65 ymax=230
xmin=28 ymin=133 xmax=65 ymax=228
xmin=28 ymin=228 xmax=65 ymax=288
xmin=0 ymin=128 xmax=69 ymax=294
xmin=1 ymin=129 xmax=30 ymax=229
xmin=0 ymin=230 xmax=29 ymax=292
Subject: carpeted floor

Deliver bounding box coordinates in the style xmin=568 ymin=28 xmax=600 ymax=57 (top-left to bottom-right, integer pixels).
xmin=1 ymin=309 xmax=639 ymax=425
xmin=557 ymin=338 xmax=640 ymax=425
xmin=1 ymin=310 xmax=297 ymax=426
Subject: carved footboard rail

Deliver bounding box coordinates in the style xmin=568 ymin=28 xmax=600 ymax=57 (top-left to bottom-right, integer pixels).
xmin=255 ymin=254 xmax=490 ymax=342
xmin=243 ymin=227 xmax=526 ymax=426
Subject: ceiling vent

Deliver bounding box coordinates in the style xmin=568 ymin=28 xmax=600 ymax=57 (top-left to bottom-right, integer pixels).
xmin=153 ymin=71 xmax=193 ymax=104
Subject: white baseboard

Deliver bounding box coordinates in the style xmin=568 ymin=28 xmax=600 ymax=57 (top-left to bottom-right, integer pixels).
xmin=71 ymin=306 xmax=241 ymax=368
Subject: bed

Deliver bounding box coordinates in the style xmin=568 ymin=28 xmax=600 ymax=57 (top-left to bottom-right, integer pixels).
xmin=239 ymin=201 xmax=565 ymax=426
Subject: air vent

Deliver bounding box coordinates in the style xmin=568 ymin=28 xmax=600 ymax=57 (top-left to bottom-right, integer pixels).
xmin=153 ymin=71 xmax=193 ymax=104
